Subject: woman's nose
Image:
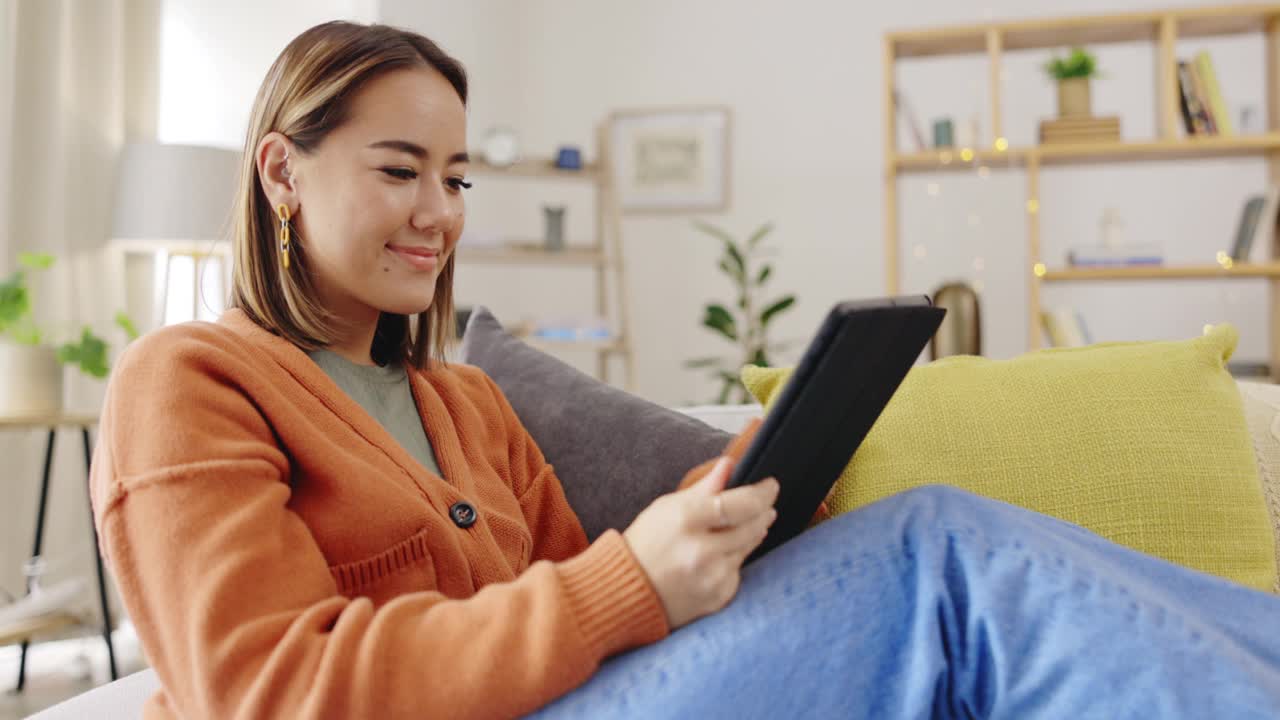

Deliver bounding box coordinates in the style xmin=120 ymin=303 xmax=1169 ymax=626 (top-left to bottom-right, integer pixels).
xmin=410 ymin=183 xmax=457 ymax=234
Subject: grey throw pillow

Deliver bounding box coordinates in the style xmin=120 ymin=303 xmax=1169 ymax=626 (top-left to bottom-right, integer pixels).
xmin=458 ymin=307 xmax=732 ymax=540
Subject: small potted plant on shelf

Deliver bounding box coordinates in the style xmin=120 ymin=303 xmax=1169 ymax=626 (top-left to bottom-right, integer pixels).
xmin=685 ymin=221 xmax=797 ymax=405
xmin=1045 ymin=47 xmax=1099 ymax=118
xmin=0 ymin=252 xmax=138 ymax=417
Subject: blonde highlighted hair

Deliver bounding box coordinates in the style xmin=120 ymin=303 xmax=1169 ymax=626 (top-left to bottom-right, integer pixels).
xmin=230 ymin=21 xmax=467 ymax=369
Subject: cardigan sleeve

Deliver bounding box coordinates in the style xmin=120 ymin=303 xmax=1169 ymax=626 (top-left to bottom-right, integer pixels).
xmin=89 ymin=330 xmax=669 ymax=720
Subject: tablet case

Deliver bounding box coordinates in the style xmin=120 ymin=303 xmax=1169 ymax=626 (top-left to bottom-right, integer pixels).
xmin=730 ymin=296 xmax=945 ymax=564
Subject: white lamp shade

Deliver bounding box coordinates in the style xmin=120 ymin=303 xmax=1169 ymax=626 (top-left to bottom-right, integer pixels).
xmin=107 ymin=143 xmax=241 ymax=334
xmin=110 ymin=142 xmax=242 ymax=244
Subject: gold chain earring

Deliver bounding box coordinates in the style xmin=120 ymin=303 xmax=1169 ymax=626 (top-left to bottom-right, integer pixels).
xmin=276 ymin=203 xmax=291 ymax=269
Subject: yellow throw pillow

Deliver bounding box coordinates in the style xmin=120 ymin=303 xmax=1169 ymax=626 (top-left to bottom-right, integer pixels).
xmin=742 ymin=324 xmax=1278 ymax=592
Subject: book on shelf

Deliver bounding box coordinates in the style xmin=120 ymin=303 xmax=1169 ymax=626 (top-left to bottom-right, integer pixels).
xmin=1230 ymin=186 xmax=1280 ymax=263
xmin=1067 ymin=242 xmax=1163 ymax=267
xmin=1194 ymin=51 xmax=1233 ymax=136
xmin=1039 ymin=116 xmax=1121 ymax=145
xmin=1187 ymin=55 xmax=1219 ymax=134
xmin=1178 ymin=52 xmax=1231 ymax=137
xmin=1041 ymin=308 xmax=1093 ymax=348
xmin=516 ymin=316 xmax=615 ymax=343
xmin=1177 ymin=60 xmax=1212 ymax=136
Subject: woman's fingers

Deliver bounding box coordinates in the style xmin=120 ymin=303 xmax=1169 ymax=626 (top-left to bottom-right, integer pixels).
xmin=691 ymin=456 xmax=734 ymax=496
xmin=710 ymin=506 xmax=777 ymax=557
xmin=696 ymin=478 xmax=779 ymax=531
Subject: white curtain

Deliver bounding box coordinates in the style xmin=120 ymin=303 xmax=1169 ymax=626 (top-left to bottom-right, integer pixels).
xmin=0 ymin=0 xmax=160 ymax=612
xmin=2 ymin=0 xmax=160 ymax=408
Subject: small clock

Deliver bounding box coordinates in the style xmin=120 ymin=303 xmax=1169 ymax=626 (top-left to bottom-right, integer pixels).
xmin=481 ymin=127 xmax=520 ymax=167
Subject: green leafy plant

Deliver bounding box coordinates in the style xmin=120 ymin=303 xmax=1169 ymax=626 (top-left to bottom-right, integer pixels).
xmin=685 ymin=221 xmax=797 ymax=405
xmin=0 ymin=252 xmax=54 ymax=345
xmin=1044 ymin=47 xmax=1099 ymax=80
xmin=0 ymin=252 xmax=138 ymax=379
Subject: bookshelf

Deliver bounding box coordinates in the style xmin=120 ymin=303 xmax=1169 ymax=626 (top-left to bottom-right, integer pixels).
xmin=468 ymin=158 xmax=604 ymax=182
xmin=884 ymin=4 xmax=1280 ymax=376
xmin=895 ymin=133 xmax=1280 ymax=169
xmin=1041 ymin=262 xmax=1280 ymax=280
xmin=462 ymin=129 xmax=634 ymax=390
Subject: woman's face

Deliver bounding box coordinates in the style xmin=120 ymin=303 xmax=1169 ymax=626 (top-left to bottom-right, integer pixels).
xmin=278 ymin=67 xmax=469 ymax=324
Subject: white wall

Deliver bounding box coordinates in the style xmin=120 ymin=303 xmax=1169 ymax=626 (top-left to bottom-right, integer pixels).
xmin=381 ymin=0 xmax=1270 ymax=407
xmin=158 ymin=0 xmax=378 ymax=148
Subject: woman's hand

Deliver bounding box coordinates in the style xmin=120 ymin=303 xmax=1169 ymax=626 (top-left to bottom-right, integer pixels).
xmin=622 ymin=456 xmax=779 ymax=630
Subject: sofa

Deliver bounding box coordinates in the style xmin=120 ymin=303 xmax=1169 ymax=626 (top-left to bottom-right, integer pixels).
xmin=30 ymin=381 xmax=1280 ymax=717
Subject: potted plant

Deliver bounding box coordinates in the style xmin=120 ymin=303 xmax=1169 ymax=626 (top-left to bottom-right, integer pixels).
xmin=0 ymin=252 xmax=138 ymax=416
xmin=685 ymin=221 xmax=796 ymax=405
xmin=1045 ymin=47 xmax=1099 ymax=118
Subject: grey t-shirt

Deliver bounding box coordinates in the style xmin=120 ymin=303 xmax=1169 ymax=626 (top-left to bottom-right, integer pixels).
xmin=308 ymin=349 xmax=442 ymax=478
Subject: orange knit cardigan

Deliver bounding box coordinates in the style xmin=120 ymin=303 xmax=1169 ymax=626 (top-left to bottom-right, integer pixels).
xmin=89 ymin=309 xmax=695 ymax=719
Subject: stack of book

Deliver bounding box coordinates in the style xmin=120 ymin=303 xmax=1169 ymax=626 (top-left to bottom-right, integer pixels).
xmin=1067 ymin=242 xmax=1163 ymax=268
xmin=1178 ymin=51 xmax=1232 ymax=137
xmin=1039 ymin=116 xmax=1121 ymax=145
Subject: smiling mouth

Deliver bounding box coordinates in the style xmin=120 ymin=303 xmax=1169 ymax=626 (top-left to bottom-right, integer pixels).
xmin=386 ymin=245 xmax=441 ymax=271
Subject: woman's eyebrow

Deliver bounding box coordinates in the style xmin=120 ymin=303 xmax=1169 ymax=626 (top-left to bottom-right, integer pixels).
xmin=367 ymin=139 xmax=469 ymax=164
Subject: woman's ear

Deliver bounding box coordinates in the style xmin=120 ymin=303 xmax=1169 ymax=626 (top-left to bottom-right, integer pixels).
xmin=256 ymin=131 xmax=297 ymax=214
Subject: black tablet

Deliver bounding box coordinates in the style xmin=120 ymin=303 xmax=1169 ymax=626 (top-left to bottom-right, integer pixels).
xmin=728 ymin=295 xmax=945 ymax=564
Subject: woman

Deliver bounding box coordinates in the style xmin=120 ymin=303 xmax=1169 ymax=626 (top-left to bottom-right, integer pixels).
xmin=90 ymin=21 xmax=1280 ymax=719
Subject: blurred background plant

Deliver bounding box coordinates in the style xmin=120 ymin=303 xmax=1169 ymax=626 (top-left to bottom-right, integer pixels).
xmin=0 ymin=251 xmax=139 ymax=378
xmin=685 ymin=221 xmax=796 ymax=404
xmin=1044 ymin=46 xmax=1099 ymax=79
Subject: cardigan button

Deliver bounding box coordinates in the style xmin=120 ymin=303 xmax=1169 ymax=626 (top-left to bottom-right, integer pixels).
xmin=450 ymin=501 xmax=477 ymax=529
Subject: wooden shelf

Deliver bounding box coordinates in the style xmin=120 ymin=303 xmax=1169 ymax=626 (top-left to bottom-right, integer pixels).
xmin=884 ymin=4 xmax=1280 ymax=368
xmin=1041 ymin=263 xmax=1280 ymax=281
xmin=0 ymin=611 xmax=81 ymax=647
xmin=889 ymin=4 xmax=1280 ymax=57
xmin=518 ymin=335 xmax=627 ymax=353
xmin=457 ymin=245 xmax=609 ymax=267
xmin=1176 ymin=4 xmax=1278 ymax=38
xmin=0 ymin=412 xmax=99 ymax=429
xmin=460 ymin=123 xmax=635 ymax=389
xmin=467 ymin=158 xmax=601 ymax=182
xmin=1036 ymin=134 xmax=1280 ymax=164
xmin=894 ymin=134 xmax=1280 ymax=171
xmin=894 ymin=147 xmax=1024 ymax=170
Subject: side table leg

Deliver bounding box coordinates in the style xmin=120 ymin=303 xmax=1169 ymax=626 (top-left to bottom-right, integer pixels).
xmin=15 ymin=429 xmax=56 ymax=693
xmin=82 ymin=427 xmax=118 ymax=681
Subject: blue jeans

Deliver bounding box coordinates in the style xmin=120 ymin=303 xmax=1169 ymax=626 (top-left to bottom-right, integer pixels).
xmin=531 ymin=486 xmax=1280 ymax=719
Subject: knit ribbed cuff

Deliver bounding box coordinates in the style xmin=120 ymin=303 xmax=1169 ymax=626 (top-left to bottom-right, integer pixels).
xmin=556 ymin=529 xmax=670 ymax=661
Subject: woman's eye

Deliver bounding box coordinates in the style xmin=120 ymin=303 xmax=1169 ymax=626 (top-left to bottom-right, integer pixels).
xmin=381 ymin=167 xmax=418 ymax=180
xmin=448 ymin=177 xmax=473 ymax=191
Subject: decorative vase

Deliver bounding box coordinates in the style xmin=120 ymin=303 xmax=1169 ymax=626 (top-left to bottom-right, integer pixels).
xmin=932 ymin=118 xmax=955 ymax=148
xmin=542 ymin=206 xmax=566 ymax=252
xmin=0 ymin=342 xmax=63 ymax=417
xmin=1057 ymin=77 xmax=1092 ymax=118
xmin=930 ymin=282 xmax=982 ymax=360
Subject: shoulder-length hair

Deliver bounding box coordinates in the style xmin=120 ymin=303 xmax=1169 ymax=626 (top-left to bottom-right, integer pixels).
xmin=230 ymin=21 xmax=467 ymax=368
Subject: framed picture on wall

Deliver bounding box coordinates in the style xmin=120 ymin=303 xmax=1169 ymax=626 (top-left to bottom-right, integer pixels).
xmin=608 ymin=106 xmax=731 ymax=213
